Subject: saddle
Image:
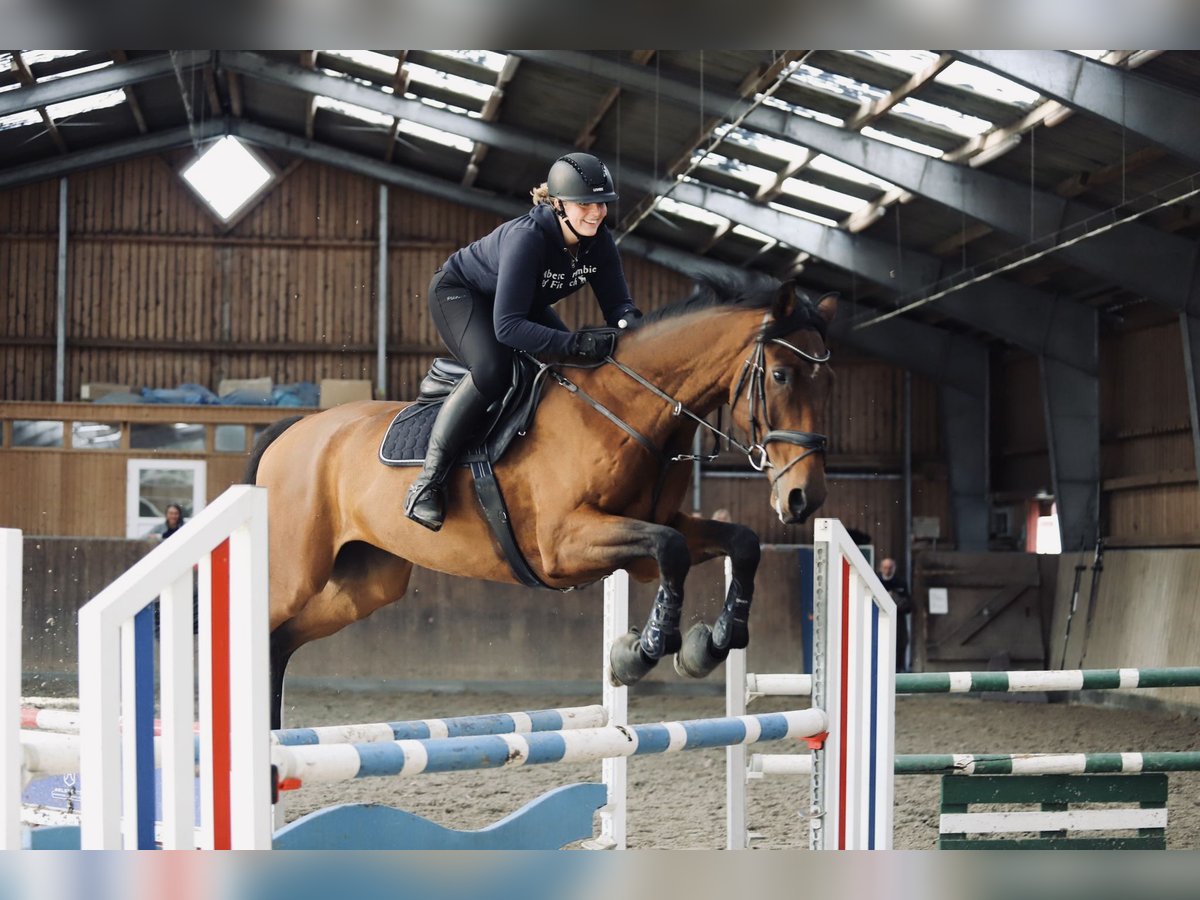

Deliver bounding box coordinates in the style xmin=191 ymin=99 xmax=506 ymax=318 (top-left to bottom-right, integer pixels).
xmin=378 ymin=354 xmax=558 ymax=589
xmin=378 ymin=354 xmax=552 ymax=466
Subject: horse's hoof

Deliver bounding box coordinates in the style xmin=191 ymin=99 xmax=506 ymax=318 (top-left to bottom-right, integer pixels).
xmin=673 ymin=623 xmax=729 ymax=679
xmin=609 ymin=631 xmax=658 ymax=686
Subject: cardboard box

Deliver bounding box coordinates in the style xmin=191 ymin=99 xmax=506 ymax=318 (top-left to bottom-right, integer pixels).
xmin=218 ymin=376 xmax=273 ymax=398
xmin=319 ymin=379 xmax=374 ymax=408
xmin=80 ymin=382 xmax=131 ymax=401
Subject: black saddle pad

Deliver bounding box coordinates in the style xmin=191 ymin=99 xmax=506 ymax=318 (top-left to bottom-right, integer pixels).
xmin=377 ymin=355 xmax=551 ymax=468
xmin=378 ymin=402 xmax=443 ymax=466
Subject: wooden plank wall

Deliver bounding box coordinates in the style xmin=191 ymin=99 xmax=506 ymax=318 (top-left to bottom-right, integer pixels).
xmin=0 ymin=401 xmax=301 ymax=536
xmin=992 ymin=322 xmax=1200 ymax=546
xmin=1100 ymin=319 xmax=1199 ymax=545
xmin=1 ymin=154 xmax=946 ymax=554
xmin=0 ymin=157 xmax=700 ymax=403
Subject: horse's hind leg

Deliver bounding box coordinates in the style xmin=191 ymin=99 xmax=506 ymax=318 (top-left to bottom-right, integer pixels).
xmin=269 ymin=626 xmax=301 ymax=731
xmin=665 ymin=512 xmax=762 ymax=679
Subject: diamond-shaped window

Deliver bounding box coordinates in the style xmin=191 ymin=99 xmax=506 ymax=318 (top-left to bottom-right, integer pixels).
xmin=181 ymin=136 xmax=274 ymax=222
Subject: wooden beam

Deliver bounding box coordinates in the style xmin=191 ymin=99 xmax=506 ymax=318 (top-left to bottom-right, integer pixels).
xmin=846 ymin=53 xmax=953 ymax=132
xmin=300 ymin=51 xmax=318 ymax=140
xmin=109 ymin=51 xmax=148 ymax=133
xmin=622 ymin=51 xmax=806 ymax=235
xmin=202 ymin=65 xmax=222 ymax=114
xmin=0 ymin=335 xmax=441 ymax=355
xmin=9 ymin=51 xmax=67 ymax=152
xmin=463 ymin=54 xmax=520 ymax=187
xmin=572 ymin=50 xmax=655 ymax=150
xmin=383 ymin=52 xmax=411 ymax=162
xmin=226 ymin=69 xmax=243 ymax=118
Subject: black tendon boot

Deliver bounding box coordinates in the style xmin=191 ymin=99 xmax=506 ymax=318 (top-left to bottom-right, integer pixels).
xmin=404 ymin=376 xmax=492 ymax=531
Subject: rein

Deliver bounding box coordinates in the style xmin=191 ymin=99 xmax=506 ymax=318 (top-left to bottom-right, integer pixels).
xmin=546 ymin=322 xmax=831 ymax=491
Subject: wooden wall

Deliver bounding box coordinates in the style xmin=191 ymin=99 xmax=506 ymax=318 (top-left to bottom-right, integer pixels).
xmin=0 ymin=156 xmax=700 ymax=403
xmin=991 ymin=320 xmax=1200 ymax=547
xmin=1 ymin=153 xmax=946 ymax=555
xmin=1100 ymin=319 xmax=1199 ymax=545
xmin=0 ymin=401 xmax=300 ymax=536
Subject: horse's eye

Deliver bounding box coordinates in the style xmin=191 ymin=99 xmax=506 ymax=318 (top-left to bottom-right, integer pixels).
xmin=772 ymin=369 xmax=789 ymax=385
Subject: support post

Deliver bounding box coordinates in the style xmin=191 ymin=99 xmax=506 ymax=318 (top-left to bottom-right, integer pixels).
xmin=376 ymin=184 xmax=389 ymax=398
xmin=724 ymin=558 xmax=748 ymax=849
xmin=1 ymin=530 xmax=21 ymax=850
xmin=810 ymin=519 xmax=896 ymax=850
xmin=594 ymin=570 xmax=628 ymax=849
xmin=55 ymin=177 xmax=67 ymax=402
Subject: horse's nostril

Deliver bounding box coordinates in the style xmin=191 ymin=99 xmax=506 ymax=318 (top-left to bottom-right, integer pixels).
xmin=788 ymin=488 xmax=807 ymax=518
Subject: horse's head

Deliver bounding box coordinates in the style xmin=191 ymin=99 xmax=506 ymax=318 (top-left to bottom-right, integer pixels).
xmin=729 ymin=282 xmax=837 ymax=525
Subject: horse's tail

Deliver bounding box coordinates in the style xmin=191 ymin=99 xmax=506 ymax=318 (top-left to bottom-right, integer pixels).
xmin=243 ymin=415 xmax=304 ymax=485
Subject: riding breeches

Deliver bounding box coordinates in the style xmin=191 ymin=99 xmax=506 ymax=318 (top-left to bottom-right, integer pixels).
xmin=427 ymin=268 xmax=568 ymax=402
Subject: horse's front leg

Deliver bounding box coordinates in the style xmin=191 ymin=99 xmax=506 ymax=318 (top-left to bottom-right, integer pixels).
xmin=543 ymin=513 xmax=691 ymax=687
xmin=667 ymin=512 xmax=762 ymax=679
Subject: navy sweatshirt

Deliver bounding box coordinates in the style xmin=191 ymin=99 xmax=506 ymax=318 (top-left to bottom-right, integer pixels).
xmin=441 ymin=203 xmax=635 ymax=355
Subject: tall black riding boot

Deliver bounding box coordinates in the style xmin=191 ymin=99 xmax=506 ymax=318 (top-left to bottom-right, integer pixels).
xmin=404 ymin=376 xmax=491 ymax=532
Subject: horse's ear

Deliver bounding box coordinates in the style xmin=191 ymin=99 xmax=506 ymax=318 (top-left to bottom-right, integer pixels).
xmin=771 ymin=280 xmax=797 ymax=320
xmin=816 ymin=291 xmax=838 ymax=326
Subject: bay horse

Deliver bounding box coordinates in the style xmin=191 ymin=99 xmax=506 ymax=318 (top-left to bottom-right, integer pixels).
xmin=247 ymin=278 xmax=836 ymax=728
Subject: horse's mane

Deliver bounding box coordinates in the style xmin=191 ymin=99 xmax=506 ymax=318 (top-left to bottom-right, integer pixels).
xmin=636 ymin=272 xmax=829 ymax=342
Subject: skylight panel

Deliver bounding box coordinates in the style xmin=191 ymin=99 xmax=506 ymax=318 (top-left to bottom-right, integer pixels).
xmin=47 ymin=89 xmax=126 ymax=120
xmin=326 ymin=50 xmax=400 ymax=75
xmin=42 ymin=60 xmax=113 ymax=81
xmin=891 ymin=96 xmax=992 ymax=137
xmin=722 ymin=126 xmax=811 ymax=164
xmin=693 ymin=152 xmax=776 ymax=189
xmin=395 ymin=119 xmax=475 ymax=153
xmin=408 ymin=93 xmax=481 ymax=118
xmin=788 ymin=63 xmax=888 ymax=106
xmin=314 ymin=95 xmax=393 ymax=128
xmin=766 ymin=201 xmax=839 ymax=228
xmin=780 ymin=178 xmax=869 ymax=214
xmin=433 ymin=50 xmax=508 ymax=72
xmin=936 ymin=61 xmax=1041 ymax=109
xmin=852 ymin=50 xmax=941 ymax=74
xmin=758 ymin=94 xmax=845 ymax=128
xmin=181 ymin=136 xmax=274 ymax=222
xmin=21 ymin=51 xmax=87 ymax=66
xmin=1070 ymin=50 xmax=1109 ymax=60
xmin=861 ymin=125 xmax=944 ymax=158
xmin=655 ymin=196 xmax=730 ymax=230
xmin=0 ymin=109 xmax=42 ymax=130
xmin=731 ymin=224 xmax=776 ymax=245
xmin=807 ymin=154 xmax=897 ymax=192
xmin=406 ymin=62 xmax=494 ymax=103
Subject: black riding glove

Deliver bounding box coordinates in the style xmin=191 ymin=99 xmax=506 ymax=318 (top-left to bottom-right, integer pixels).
xmin=570 ymin=330 xmax=617 ymax=360
xmin=614 ymin=305 xmax=644 ymax=329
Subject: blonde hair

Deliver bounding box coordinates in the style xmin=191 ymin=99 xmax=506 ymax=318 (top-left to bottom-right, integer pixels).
xmin=530 ymin=182 xmax=554 ymax=207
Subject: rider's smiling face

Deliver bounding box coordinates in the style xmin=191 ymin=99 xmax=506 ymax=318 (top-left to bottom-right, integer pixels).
xmin=558 ymin=200 xmax=607 ymax=244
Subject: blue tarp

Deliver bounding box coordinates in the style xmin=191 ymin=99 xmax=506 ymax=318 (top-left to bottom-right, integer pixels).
xmin=94 ymin=381 xmax=320 ymax=407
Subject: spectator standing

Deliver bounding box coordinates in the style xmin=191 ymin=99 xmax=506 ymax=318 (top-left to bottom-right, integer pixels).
xmin=878 ymin=557 xmax=913 ymax=672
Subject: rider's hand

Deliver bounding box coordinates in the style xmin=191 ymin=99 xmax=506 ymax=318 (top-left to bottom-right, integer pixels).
xmin=615 ymin=305 xmax=644 ymax=329
xmin=570 ymin=330 xmax=617 ymax=360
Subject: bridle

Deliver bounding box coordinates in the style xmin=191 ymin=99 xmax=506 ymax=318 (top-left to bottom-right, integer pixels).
xmin=726 ymin=334 xmax=830 ymax=487
xmin=548 ymin=319 xmax=830 ymax=491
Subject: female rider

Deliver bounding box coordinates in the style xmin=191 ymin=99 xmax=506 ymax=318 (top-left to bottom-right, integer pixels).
xmin=405 ymin=152 xmax=643 ymax=531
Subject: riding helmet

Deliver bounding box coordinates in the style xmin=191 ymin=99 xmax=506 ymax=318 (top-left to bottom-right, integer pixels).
xmin=547 ymin=153 xmax=619 ymax=203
